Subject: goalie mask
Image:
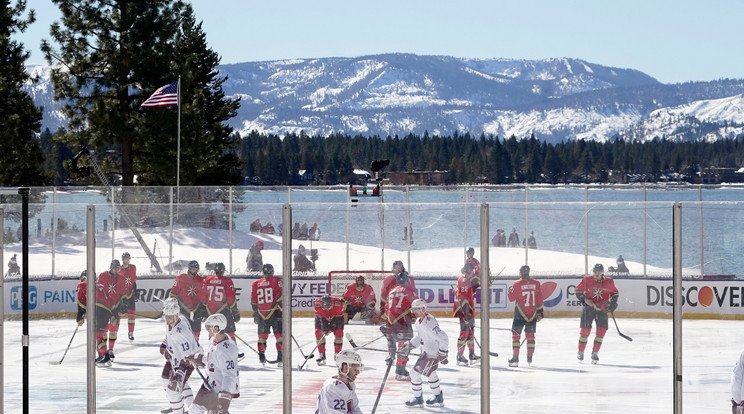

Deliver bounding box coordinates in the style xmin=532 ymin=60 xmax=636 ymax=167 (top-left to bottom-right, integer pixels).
xmin=205 ymin=313 xmax=228 ymax=333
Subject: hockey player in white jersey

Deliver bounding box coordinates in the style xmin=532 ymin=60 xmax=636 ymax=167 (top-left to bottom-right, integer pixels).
xmin=403 ymin=299 xmax=449 ymax=407
xmin=160 ymin=297 xmax=204 ymax=414
xmin=188 ymin=313 xmax=240 ymax=414
xmin=315 ymin=349 xmax=364 ymax=413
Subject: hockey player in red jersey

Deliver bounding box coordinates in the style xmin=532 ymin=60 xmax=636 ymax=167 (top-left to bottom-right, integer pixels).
xmin=119 ymin=252 xmax=137 ymax=342
xmin=507 ymin=265 xmax=544 ymax=367
xmin=383 ymin=270 xmax=418 ymax=381
xmin=465 ymin=247 xmax=481 ymax=278
xmin=313 ymin=295 xmax=346 ymax=366
xmin=575 ymin=263 xmax=619 ymax=364
xmin=170 ymin=260 xmax=206 ymax=338
xmin=453 ymin=262 xmax=481 ymax=365
xmin=251 ymin=263 xmax=283 ymax=365
xmin=201 ymin=263 xmax=240 ymax=341
xmin=380 ymin=260 xmax=416 ymax=317
xmin=342 ymin=275 xmax=376 ymax=324
xmin=95 ymin=259 xmax=125 ymax=366
xmin=75 ymin=270 xmax=87 ymax=326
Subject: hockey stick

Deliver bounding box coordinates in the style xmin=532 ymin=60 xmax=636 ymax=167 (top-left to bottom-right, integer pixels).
xmin=291 ymin=335 xmax=315 ymax=360
xmin=343 ymin=345 xmax=421 ymax=357
xmin=371 ymin=354 xmax=395 ymax=414
xmin=136 ymin=297 xmax=164 ymax=319
xmin=50 ymin=325 xmax=79 ymax=365
xmin=298 ymin=340 xmax=323 ymax=371
xmin=346 ymin=332 xmax=385 ymax=350
xmin=233 ymin=333 xmax=263 ymax=357
xmin=610 ymin=311 xmax=633 ymax=341
xmin=133 ymin=311 xmax=162 ymax=320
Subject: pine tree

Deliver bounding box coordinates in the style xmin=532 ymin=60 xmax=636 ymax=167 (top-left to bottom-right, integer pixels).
xmin=0 ymin=0 xmax=49 ymax=186
xmin=42 ymin=0 xmax=185 ymax=186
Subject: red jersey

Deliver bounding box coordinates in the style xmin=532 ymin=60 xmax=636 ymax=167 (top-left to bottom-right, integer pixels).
xmin=343 ymin=283 xmax=376 ymax=310
xmin=386 ymin=284 xmax=417 ymax=326
xmin=202 ymin=274 xmax=237 ymax=315
xmin=576 ymin=275 xmax=619 ymax=310
xmin=453 ymin=275 xmax=478 ymax=318
xmin=251 ymin=276 xmax=283 ymax=320
xmin=380 ymin=274 xmax=416 ymax=311
xmin=76 ymin=281 xmax=87 ymax=308
xmin=97 ymin=270 xmax=125 ymax=311
xmin=119 ymin=264 xmax=137 ymax=299
xmin=314 ymin=296 xmax=345 ymax=320
xmin=170 ymin=272 xmax=205 ymax=314
xmin=508 ymin=278 xmax=544 ymax=321
xmin=466 ymin=257 xmax=481 ymax=277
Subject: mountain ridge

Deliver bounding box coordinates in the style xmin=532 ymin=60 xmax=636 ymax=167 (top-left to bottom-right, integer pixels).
xmin=26 ymin=53 xmax=744 ymax=142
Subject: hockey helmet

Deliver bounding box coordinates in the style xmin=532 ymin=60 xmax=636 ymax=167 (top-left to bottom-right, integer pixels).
xmin=593 ymin=263 xmax=604 ymax=273
xmin=162 ymin=297 xmax=180 ymax=316
xmin=320 ymin=295 xmax=333 ymax=310
xmin=110 ymin=259 xmax=121 ymax=270
xmin=122 ymin=252 xmax=131 ymax=259
xmin=205 ymin=313 xmax=228 ymax=332
xmin=411 ymin=298 xmax=427 ymax=312
xmin=395 ymin=271 xmax=410 ymax=286
xmin=263 ymin=263 xmax=274 ymax=275
xmin=298 ymin=244 xmax=306 ymax=253
xmin=335 ymin=349 xmax=364 ymax=373
xmin=80 ymin=270 xmax=87 ymax=281
xmin=520 ymin=265 xmax=530 ymax=276
xmin=254 ymin=240 xmax=264 ymax=249
xmin=463 ymin=262 xmax=475 ymax=274
xmin=188 ymin=260 xmax=200 ymax=270
xmin=466 ymin=247 xmax=475 ymax=255
xmin=392 ymin=260 xmax=405 ymax=272
xmin=214 ymin=262 xmax=226 ymax=275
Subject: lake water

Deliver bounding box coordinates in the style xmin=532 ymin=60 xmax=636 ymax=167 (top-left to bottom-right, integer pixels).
xmin=8 ymin=184 xmax=744 ymax=276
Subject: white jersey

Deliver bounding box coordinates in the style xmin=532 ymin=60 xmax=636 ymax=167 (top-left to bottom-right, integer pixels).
xmin=205 ymin=336 xmax=240 ymax=396
xmin=732 ymin=349 xmax=744 ymax=403
xmin=164 ymin=314 xmax=203 ymax=368
xmin=315 ymin=376 xmax=362 ymax=414
xmin=409 ymin=312 xmax=449 ymax=357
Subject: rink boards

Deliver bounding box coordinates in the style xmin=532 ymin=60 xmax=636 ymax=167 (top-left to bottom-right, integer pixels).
xmin=4 ymin=275 xmax=744 ymax=319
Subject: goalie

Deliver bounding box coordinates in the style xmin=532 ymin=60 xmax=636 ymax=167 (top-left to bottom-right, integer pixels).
xmin=342 ymin=275 xmax=377 ymax=324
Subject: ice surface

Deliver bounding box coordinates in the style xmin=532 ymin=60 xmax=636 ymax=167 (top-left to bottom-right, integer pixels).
xmin=4 ymin=315 xmax=736 ymax=413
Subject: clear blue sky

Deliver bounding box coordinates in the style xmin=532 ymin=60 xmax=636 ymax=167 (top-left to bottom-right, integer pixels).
xmin=16 ymin=0 xmax=744 ymax=84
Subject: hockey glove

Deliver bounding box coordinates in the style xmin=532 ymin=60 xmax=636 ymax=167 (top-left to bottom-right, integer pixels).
xmin=379 ymin=325 xmax=390 ymax=336
xmin=253 ymin=312 xmax=260 ymax=324
xmin=438 ymin=350 xmax=449 ymax=365
xmin=400 ymin=341 xmax=413 ymax=354
xmin=231 ymin=306 xmax=241 ymax=323
xmin=186 ymin=353 xmax=205 ymax=368
xmin=536 ymin=309 xmax=544 ymax=322
xmin=217 ymin=391 xmax=233 ymax=414
xmin=160 ymin=343 xmax=172 ymax=361
xmin=168 ymin=368 xmax=186 ymax=394
xmin=608 ymin=297 xmax=618 ymax=312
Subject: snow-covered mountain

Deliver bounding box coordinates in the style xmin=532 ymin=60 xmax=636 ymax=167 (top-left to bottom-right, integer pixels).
xmin=26 ymin=54 xmax=744 ymax=143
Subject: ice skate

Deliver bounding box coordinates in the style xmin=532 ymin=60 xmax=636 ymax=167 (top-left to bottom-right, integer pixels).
xmin=577 ymin=351 xmax=584 ymax=362
xmin=469 ymin=352 xmax=481 ymax=364
xmin=395 ymin=365 xmax=410 ymax=381
xmin=316 ymin=353 xmax=326 ymax=366
xmin=128 ymin=332 xmax=134 ymax=342
xmin=384 ymin=352 xmax=395 ymax=365
xmin=259 ymin=351 xmax=266 ymax=365
xmin=276 ymin=351 xmax=283 ymax=367
xmin=456 ymin=354 xmax=468 ymax=366
xmin=426 ymin=392 xmax=444 ymax=407
xmin=591 ymin=351 xmax=599 ymax=364
xmin=107 ymin=349 xmax=115 ymax=361
xmin=508 ymin=355 xmax=519 ymax=367
xmin=237 ymin=352 xmax=245 ymax=361
xmin=527 ymin=355 xmax=533 ymax=366
xmin=405 ymin=395 xmax=423 ymax=407
xmin=160 ymin=408 xmax=173 ymax=414
xmin=95 ymin=352 xmax=111 ymax=367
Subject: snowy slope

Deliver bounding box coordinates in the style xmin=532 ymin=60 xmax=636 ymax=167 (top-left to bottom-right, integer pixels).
xmin=26 ymin=54 xmax=744 ymax=142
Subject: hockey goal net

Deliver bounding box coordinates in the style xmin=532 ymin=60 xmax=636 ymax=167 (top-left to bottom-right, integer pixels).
xmin=328 ymin=270 xmax=390 ymax=319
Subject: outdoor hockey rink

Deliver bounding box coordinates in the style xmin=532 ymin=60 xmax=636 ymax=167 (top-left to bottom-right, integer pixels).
xmin=3 ymin=314 xmax=736 ymax=413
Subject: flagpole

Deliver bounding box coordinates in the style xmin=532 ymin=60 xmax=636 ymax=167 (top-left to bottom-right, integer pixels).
xmin=177 ymin=77 xmax=181 ymax=190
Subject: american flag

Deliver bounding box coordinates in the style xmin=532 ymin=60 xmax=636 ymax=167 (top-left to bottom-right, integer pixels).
xmin=141 ymin=81 xmax=179 ymax=107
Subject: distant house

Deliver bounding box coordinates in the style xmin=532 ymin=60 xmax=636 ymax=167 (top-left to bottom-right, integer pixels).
xmin=298 ymin=169 xmax=313 ymax=184
xmin=697 ymin=167 xmax=744 ymax=184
